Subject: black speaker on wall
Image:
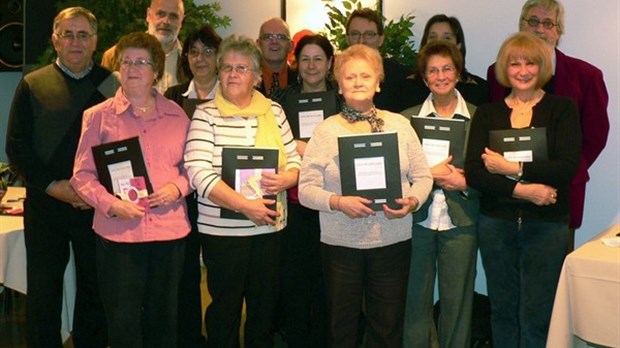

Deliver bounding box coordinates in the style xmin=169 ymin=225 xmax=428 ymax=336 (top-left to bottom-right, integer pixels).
xmin=0 ymin=0 xmax=23 ymax=71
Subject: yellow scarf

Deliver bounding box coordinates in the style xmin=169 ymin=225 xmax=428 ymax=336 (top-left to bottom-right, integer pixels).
xmin=214 ymin=88 xmax=288 ymax=229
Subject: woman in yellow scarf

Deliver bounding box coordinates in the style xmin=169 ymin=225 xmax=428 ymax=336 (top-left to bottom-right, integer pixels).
xmin=184 ymin=34 xmax=301 ymax=347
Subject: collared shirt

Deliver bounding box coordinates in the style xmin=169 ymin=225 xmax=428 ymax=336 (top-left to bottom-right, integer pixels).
xmin=261 ymin=64 xmax=290 ymax=94
xmin=155 ymin=40 xmax=183 ymax=94
xmin=181 ymin=79 xmax=219 ymax=100
xmin=417 ymin=89 xmax=471 ymax=231
xmin=71 ymin=88 xmax=191 ymax=242
xmin=55 ymin=58 xmax=94 ymax=79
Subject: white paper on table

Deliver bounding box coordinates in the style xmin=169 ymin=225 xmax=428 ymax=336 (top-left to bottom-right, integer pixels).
xmin=299 ymin=109 xmax=324 ymax=139
xmin=354 ymin=156 xmax=386 ymax=190
xmin=422 ymin=138 xmax=450 ymax=166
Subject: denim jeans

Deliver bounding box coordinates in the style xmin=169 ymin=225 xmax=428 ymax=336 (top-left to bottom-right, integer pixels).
xmin=478 ymin=214 xmax=567 ymax=348
xmin=404 ymin=224 xmax=477 ymax=348
xmin=321 ymin=240 xmax=411 ymax=348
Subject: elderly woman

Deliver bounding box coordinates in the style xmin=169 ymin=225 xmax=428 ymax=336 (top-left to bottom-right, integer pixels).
xmin=271 ymin=33 xmax=341 ymax=347
xmin=401 ymin=41 xmax=479 ymax=348
xmin=164 ymin=23 xmax=221 ymax=347
xmin=71 ymin=32 xmax=191 ymax=347
xmin=409 ymin=14 xmax=489 ymax=107
xmin=183 ymin=34 xmax=301 ymax=347
xmin=465 ymin=32 xmax=581 ymax=347
xmin=298 ymin=44 xmax=432 ymax=347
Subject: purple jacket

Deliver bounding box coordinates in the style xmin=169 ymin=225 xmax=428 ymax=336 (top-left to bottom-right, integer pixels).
xmin=487 ymin=49 xmax=610 ymax=228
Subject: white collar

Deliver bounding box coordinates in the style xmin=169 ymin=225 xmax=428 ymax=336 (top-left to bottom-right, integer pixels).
xmin=417 ymin=89 xmax=471 ymax=119
xmin=181 ymin=79 xmax=219 ymax=99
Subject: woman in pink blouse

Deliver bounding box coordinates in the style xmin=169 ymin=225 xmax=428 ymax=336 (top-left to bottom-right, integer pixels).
xmin=71 ymin=32 xmax=190 ymax=347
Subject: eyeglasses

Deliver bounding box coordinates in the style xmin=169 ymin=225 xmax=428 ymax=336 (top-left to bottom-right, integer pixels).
xmin=220 ymin=64 xmax=254 ymax=74
xmin=347 ymin=31 xmax=379 ymax=40
xmin=426 ymin=65 xmax=457 ymax=77
xmin=259 ymin=33 xmax=290 ymax=42
xmin=119 ymin=58 xmax=153 ymax=68
xmin=522 ymin=17 xmax=557 ymax=29
xmin=55 ymin=31 xmax=95 ymax=42
xmin=187 ymin=47 xmax=215 ymax=58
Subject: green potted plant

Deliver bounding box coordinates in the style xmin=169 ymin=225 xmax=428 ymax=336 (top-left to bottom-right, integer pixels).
xmin=37 ymin=0 xmax=231 ymax=66
xmin=321 ymin=0 xmax=417 ymax=68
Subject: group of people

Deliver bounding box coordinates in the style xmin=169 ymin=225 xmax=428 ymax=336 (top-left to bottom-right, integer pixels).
xmin=5 ymin=0 xmax=609 ymax=348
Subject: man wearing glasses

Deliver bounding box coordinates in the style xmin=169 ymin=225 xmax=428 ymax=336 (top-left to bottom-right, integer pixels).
xmin=345 ymin=8 xmax=419 ymax=112
xmin=101 ymin=0 xmax=185 ymax=93
xmin=486 ymin=0 xmax=610 ymax=251
xmin=256 ymin=17 xmax=297 ymax=96
xmin=6 ymin=7 xmax=119 ymax=347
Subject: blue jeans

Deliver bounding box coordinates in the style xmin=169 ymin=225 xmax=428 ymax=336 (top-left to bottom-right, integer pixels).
xmin=321 ymin=240 xmax=411 ymax=348
xmin=404 ymin=224 xmax=477 ymax=348
xmin=478 ymin=214 xmax=567 ymax=348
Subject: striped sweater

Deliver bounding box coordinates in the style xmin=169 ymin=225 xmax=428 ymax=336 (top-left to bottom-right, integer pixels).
xmin=184 ymin=98 xmax=301 ymax=236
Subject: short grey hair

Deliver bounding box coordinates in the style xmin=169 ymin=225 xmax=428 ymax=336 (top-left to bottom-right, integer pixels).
xmin=53 ymin=7 xmax=97 ymax=35
xmin=217 ymin=34 xmax=263 ymax=82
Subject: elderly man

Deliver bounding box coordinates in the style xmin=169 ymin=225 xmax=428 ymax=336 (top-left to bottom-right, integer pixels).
xmin=101 ymin=0 xmax=185 ymax=93
xmin=486 ymin=0 xmax=610 ymax=251
xmin=345 ymin=8 xmax=418 ymax=112
xmin=256 ymin=17 xmax=297 ymax=97
xmin=6 ymin=6 xmax=119 ymax=347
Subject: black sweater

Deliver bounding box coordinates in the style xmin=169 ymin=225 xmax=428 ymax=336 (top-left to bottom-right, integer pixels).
xmin=465 ymin=93 xmax=581 ymax=221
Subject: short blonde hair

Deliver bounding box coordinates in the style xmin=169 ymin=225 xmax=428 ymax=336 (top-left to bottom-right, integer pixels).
xmin=494 ymin=32 xmax=553 ymax=89
xmin=333 ymin=44 xmax=384 ymax=84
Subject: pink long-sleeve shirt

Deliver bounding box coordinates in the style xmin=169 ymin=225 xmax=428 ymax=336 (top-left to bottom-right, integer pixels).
xmin=71 ymin=88 xmax=191 ymax=242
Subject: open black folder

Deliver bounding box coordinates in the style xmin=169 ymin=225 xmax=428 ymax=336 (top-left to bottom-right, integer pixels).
xmin=338 ymin=132 xmax=402 ymax=211
xmin=91 ymin=136 xmax=153 ymax=196
xmin=410 ymin=116 xmax=466 ymax=167
xmin=489 ymin=127 xmax=548 ymax=162
xmin=281 ymin=91 xmax=339 ymax=140
xmin=220 ymin=147 xmax=278 ymax=220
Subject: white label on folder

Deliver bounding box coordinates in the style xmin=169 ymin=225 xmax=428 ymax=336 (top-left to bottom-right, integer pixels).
xmin=370 ymin=141 xmax=383 ymax=147
xmin=424 ymin=125 xmax=436 ymax=130
xmin=299 ymin=109 xmax=324 ymax=138
xmin=311 ymin=97 xmax=323 ymax=102
xmin=503 ymin=150 xmax=533 ymax=162
xmin=518 ymin=136 xmax=532 ymax=141
xmin=503 ymin=137 xmax=516 ymax=142
xmin=298 ymin=98 xmax=309 ymax=104
xmin=354 ymin=156 xmax=386 ymax=190
xmin=438 ymin=126 xmax=451 ymax=131
xmin=107 ymin=160 xmax=134 ymax=194
xmin=353 ymin=143 xmax=367 ymax=149
xmin=422 ymin=138 xmax=450 ymax=166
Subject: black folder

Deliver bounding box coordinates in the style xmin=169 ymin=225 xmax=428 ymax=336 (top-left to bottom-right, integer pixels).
xmin=489 ymin=127 xmax=548 ymax=162
xmin=338 ymin=132 xmax=402 ymax=211
xmin=220 ymin=147 xmax=278 ymax=219
xmin=91 ymin=136 xmax=153 ymax=195
xmin=282 ymin=91 xmax=339 ymax=140
xmin=410 ymin=116 xmax=466 ymax=167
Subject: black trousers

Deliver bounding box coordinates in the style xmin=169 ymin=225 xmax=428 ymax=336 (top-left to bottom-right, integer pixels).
xmin=201 ymin=232 xmax=281 ymax=348
xmin=177 ymin=193 xmax=206 ymax=347
xmin=278 ymin=202 xmax=326 ymax=347
xmin=23 ymin=190 xmax=107 ymax=348
xmin=322 ymin=240 xmax=411 ymax=348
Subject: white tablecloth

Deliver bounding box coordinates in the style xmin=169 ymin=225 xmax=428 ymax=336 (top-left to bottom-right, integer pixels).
xmin=547 ymin=224 xmax=620 ymax=348
xmin=0 ymin=186 xmax=76 ymax=342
